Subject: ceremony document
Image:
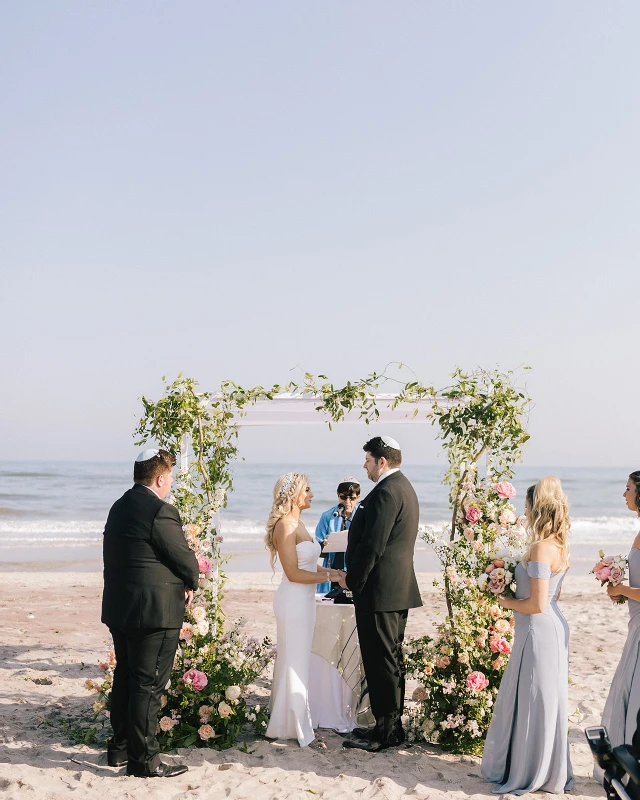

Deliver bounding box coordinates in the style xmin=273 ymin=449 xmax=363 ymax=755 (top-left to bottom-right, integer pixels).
xmin=325 ymin=531 xmax=348 ymax=552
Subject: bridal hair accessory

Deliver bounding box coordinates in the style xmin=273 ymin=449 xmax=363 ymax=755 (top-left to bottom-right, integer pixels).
xmin=380 ymin=435 xmax=400 ymax=450
xmin=278 ymin=472 xmax=298 ymax=498
xmin=135 ymin=448 xmax=160 ymax=462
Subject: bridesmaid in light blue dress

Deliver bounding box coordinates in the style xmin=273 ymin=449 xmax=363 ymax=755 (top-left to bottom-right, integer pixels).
xmin=482 ymin=477 xmax=575 ymax=795
xmin=596 ymin=471 xmax=640 ymax=782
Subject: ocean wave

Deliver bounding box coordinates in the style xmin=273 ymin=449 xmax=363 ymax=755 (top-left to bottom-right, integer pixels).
xmin=0 ymin=515 xmax=636 ymax=551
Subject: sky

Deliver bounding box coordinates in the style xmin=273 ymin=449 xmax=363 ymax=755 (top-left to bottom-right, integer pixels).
xmin=1 ymin=2 xmax=639 ymax=467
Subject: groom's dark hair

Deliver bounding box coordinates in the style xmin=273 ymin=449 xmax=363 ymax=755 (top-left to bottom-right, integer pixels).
xmin=363 ymin=436 xmax=402 ymax=468
xmin=133 ymin=450 xmax=176 ymax=485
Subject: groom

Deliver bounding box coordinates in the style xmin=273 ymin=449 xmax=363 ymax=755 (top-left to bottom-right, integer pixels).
xmin=339 ymin=436 xmax=422 ymax=752
xmin=102 ymin=449 xmax=200 ymax=778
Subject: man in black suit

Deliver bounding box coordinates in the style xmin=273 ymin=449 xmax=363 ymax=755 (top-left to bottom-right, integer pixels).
xmin=102 ymin=449 xmax=200 ymax=778
xmin=339 ymin=436 xmax=422 ymax=752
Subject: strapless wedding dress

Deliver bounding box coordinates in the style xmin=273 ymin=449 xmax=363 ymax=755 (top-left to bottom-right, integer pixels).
xmin=266 ymin=539 xmax=320 ymax=747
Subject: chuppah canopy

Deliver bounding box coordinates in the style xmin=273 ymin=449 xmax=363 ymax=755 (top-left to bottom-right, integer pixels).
xmin=224 ymin=392 xmax=438 ymax=427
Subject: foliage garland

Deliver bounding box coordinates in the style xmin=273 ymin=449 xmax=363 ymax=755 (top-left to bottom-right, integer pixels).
xmin=86 ymin=365 xmax=530 ymax=754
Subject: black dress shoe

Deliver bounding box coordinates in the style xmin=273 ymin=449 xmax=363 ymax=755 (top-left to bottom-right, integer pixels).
xmin=127 ymin=762 xmax=188 ymax=778
xmin=350 ymin=726 xmax=378 ymax=742
xmin=107 ymin=754 xmax=127 ymax=767
xmin=343 ymin=737 xmax=397 ymax=753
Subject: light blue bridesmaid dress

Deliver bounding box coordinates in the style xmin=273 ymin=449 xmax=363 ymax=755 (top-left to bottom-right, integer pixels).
xmin=481 ymin=560 xmax=575 ymax=795
xmin=596 ymin=548 xmax=640 ymax=783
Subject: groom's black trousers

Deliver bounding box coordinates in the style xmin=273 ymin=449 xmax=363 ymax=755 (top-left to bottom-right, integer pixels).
xmin=355 ymin=608 xmax=408 ymax=733
xmin=108 ymin=626 xmax=180 ymax=773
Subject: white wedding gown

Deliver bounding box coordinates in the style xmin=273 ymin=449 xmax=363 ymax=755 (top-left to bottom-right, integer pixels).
xmin=266 ymin=539 xmax=320 ymax=747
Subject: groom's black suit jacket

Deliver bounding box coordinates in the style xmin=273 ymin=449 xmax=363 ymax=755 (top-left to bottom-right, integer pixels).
xmin=101 ymin=484 xmax=200 ymax=630
xmin=345 ymin=471 xmax=422 ymax=612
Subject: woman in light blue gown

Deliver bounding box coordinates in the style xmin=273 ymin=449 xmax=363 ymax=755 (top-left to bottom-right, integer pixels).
xmin=482 ymin=476 xmax=575 ymax=795
xmin=596 ymin=471 xmax=640 ymax=781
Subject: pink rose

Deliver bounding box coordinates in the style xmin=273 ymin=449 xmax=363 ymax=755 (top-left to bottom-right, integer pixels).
xmin=466 ymin=671 xmax=489 ymax=692
xmin=435 ymin=655 xmax=450 ymax=668
xmin=595 ymin=566 xmax=612 ymax=582
xmin=490 ymin=637 xmax=511 ymax=654
xmin=492 ymin=656 xmax=505 ymax=669
xmin=180 ymin=622 xmax=193 ymax=641
xmin=463 ymin=527 xmax=475 ymax=542
xmin=488 ymin=577 xmax=506 ymax=595
xmin=98 ymin=662 xmax=110 ymax=673
xmin=493 ymin=618 xmax=510 ymax=634
xmin=490 ymin=636 xmax=511 ymax=654
xmin=466 ymin=506 xmax=482 ymax=525
xmin=183 ymin=669 xmax=208 ymax=692
xmin=198 ymin=723 xmax=215 ymax=740
xmin=495 ymin=482 xmax=517 ymax=499
xmin=499 ymin=509 xmax=516 ymax=527
xmin=197 ymin=556 xmax=212 ymax=575
xmin=602 ymin=556 xmax=615 ymax=567
xmin=610 ymin=566 xmax=625 ymax=585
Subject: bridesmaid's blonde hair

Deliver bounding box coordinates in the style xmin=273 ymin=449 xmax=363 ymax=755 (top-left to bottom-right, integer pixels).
xmin=522 ymin=476 xmax=570 ymax=570
xmin=264 ymin=472 xmax=308 ymax=571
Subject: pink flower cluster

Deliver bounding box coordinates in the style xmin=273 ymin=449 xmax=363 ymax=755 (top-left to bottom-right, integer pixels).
xmin=182 ymin=668 xmax=208 ymax=692
xmin=465 ymin=671 xmax=489 ymax=692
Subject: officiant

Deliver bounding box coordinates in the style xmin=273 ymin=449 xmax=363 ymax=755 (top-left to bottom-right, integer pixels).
xmin=314 ymin=477 xmax=360 ymax=593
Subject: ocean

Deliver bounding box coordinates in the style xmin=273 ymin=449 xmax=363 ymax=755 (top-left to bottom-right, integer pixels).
xmin=0 ymin=461 xmax=637 ymax=571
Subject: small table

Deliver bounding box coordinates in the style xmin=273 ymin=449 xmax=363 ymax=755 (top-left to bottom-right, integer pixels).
xmin=308 ymin=600 xmax=374 ymax=732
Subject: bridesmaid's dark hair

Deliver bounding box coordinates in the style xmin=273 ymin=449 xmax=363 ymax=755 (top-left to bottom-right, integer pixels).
xmin=526 ymin=485 xmax=535 ymax=510
xmin=629 ymin=472 xmax=640 ymax=516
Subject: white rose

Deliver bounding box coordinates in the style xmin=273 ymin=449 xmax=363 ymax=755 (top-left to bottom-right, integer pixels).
xmin=225 ymin=685 xmax=242 ymax=702
xmin=195 ymin=621 xmax=209 ymax=636
xmin=191 ymin=606 xmax=206 ymax=622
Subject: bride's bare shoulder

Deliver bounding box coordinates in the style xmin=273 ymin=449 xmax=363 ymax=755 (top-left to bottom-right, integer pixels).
xmin=274 ymin=515 xmax=300 ymax=539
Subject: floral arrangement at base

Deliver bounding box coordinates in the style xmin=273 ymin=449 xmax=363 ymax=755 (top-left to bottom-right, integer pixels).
xmin=591 ymin=550 xmax=628 ymax=605
xmin=404 ymin=474 xmax=526 ymax=754
xmin=87 ymin=614 xmax=273 ymax=749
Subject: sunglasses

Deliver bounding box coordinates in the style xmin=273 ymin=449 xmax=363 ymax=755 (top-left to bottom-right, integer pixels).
xmin=338 ymin=493 xmax=359 ymax=501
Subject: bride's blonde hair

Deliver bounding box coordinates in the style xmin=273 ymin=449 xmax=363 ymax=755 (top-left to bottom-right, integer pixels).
xmin=521 ymin=476 xmax=570 ymax=570
xmin=264 ymin=472 xmax=308 ymax=571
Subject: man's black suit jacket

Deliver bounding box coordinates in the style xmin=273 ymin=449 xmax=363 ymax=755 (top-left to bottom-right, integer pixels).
xmin=345 ymin=471 xmax=422 ymax=612
xmin=102 ymin=484 xmax=200 ymax=630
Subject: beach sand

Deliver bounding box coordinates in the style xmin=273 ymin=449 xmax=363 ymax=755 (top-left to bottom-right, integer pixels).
xmin=0 ymin=571 xmax=616 ymax=799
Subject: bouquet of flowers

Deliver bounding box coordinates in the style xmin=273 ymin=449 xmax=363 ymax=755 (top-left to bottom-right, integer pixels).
xmin=477 ymin=553 xmax=519 ymax=598
xmin=591 ymin=551 xmax=628 ymax=604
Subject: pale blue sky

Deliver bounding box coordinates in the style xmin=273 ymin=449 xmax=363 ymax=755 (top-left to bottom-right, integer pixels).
xmin=1 ymin=2 xmax=638 ymax=466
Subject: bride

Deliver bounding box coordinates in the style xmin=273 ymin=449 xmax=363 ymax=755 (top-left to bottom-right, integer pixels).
xmin=264 ymin=472 xmax=342 ymax=747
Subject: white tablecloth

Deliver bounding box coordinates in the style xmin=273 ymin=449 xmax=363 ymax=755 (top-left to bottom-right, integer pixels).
xmin=308 ymin=601 xmax=374 ymax=732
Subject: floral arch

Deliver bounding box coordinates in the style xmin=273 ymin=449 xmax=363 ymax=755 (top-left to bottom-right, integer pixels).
xmin=89 ymin=367 xmax=530 ymax=754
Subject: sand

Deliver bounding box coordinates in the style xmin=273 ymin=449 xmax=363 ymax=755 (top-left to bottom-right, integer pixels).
xmin=0 ymin=571 xmax=619 ymax=799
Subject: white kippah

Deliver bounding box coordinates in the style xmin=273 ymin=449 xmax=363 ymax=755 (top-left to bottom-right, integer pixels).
xmin=381 ymin=436 xmax=400 ymax=450
xmin=135 ymin=448 xmax=160 ymax=462
xmin=341 ymin=476 xmax=360 ymax=484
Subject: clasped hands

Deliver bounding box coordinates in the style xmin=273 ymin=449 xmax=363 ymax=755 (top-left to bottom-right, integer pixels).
xmin=336 ymin=569 xmax=348 ymax=589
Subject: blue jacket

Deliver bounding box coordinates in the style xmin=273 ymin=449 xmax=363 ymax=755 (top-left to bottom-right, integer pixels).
xmin=314 ymin=503 xmax=359 ymax=594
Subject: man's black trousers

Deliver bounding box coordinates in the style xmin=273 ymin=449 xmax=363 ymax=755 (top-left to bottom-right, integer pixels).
xmin=355 ymin=607 xmax=408 ymax=740
xmin=108 ymin=626 xmax=180 ymax=773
